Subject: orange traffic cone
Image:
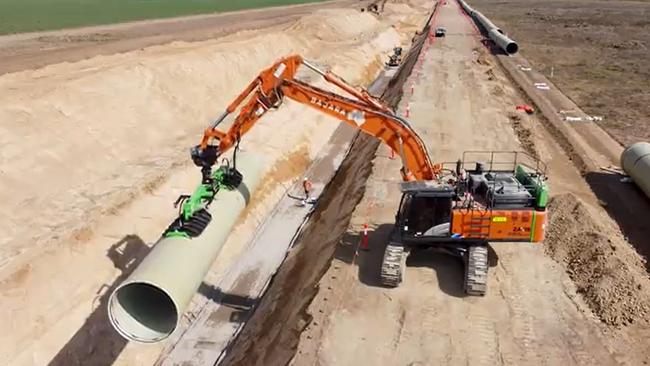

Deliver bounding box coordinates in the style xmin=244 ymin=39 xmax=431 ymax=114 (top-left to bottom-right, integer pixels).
xmin=360 ymin=223 xmax=370 ymax=251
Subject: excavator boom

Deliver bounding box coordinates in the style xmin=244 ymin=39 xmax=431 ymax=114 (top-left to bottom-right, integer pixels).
xmin=198 ymin=55 xmax=439 ymax=181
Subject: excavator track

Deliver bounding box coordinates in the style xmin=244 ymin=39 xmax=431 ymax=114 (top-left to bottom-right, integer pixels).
xmin=464 ymin=245 xmax=488 ymax=296
xmin=381 ymin=244 xmax=405 ymax=287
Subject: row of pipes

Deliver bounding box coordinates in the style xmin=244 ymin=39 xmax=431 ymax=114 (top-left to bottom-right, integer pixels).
xmin=457 ymin=0 xmax=519 ymax=55
xmin=455 ymin=1 xmax=650 ymax=198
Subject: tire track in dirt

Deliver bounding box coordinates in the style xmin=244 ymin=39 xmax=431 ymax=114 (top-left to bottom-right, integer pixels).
xmin=494 ymin=260 xmax=540 ymax=366
xmin=466 ymin=310 xmax=500 ymax=366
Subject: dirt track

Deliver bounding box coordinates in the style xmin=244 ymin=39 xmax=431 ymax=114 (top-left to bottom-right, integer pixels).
xmin=287 ymin=1 xmax=649 ymax=364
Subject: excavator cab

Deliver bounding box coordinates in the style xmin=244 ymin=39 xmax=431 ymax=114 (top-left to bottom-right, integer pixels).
xmin=396 ymin=182 xmax=454 ymax=239
xmin=382 ymin=151 xmax=548 ymax=295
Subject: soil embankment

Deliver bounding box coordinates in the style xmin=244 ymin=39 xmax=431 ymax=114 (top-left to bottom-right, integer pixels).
xmin=545 ymin=194 xmax=650 ymax=326
xmin=0 ymin=1 xmax=361 ymax=74
xmin=0 ymin=3 xmax=428 ymax=365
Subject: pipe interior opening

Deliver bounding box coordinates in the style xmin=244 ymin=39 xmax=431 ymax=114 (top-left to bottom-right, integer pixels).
xmin=114 ymin=283 xmax=178 ymax=339
xmin=506 ymin=42 xmax=519 ymax=54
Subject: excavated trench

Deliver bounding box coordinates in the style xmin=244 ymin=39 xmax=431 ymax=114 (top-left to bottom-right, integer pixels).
xmin=220 ymin=8 xmax=436 ymax=366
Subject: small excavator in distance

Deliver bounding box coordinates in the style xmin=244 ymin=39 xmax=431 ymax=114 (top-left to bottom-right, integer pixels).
xmin=386 ymin=47 xmax=403 ymax=68
xmin=363 ymin=0 xmax=388 ymax=14
xmin=180 ymin=55 xmax=549 ymax=296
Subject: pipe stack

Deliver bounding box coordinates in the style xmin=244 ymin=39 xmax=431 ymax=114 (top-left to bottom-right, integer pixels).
xmin=458 ymin=0 xmax=519 ymax=55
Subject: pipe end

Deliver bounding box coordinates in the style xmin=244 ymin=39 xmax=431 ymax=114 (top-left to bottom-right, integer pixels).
xmin=506 ymin=42 xmax=519 ymax=55
xmin=108 ymin=282 xmax=179 ymax=343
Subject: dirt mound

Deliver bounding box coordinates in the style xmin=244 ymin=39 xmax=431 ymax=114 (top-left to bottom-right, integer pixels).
xmin=545 ymin=194 xmax=650 ymax=326
xmin=385 ymin=2 xmax=420 ymax=14
xmin=289 ymin=9 xmax=380 ymax=42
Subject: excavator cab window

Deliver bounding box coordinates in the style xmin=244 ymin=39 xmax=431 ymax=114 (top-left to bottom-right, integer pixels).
xmin=400 ymin=193 xmax=452 ymax=238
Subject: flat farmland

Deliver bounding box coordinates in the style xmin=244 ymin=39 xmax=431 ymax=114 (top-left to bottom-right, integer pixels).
xmin=0 ymin=0 xmax=328 ymax=34
xmin=471 ymin=0 xmax=650 ymax=146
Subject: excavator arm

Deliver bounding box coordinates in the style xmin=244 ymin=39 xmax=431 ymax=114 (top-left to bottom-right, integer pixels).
xmin=169 ymin=55 xmax=442 ymax=238
xmin=196 ymin=55 xmax=439 ymax=182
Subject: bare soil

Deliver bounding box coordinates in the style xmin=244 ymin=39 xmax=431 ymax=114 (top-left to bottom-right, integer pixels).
xmin=472 ymin=0 xmax=650 ymax=275
xmin=545 ymin=193 xmax=650 ymax=326
xmin=0 ymin=2 xmax=425 ymax=365
xmin=290 ymin=1 xmax=650 ymax=364
xmin=471 ymin=0 xmax=650 ymax=147
xmin=2 ymin=0 xmax=650 ymax=365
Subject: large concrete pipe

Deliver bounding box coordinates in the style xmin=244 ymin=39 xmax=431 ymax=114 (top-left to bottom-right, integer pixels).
xmin=108 ymin=151 xmax=264 ymax=343
xmin=458 ymin=0 xmax=472 ymax=13
xmin=621 ymin=142 xmax=650 ymax=199
xmin=456 ymin=0 xmax=519 ymax=54
xmin=488 ymin=28 xmax=519 ymax=54
xmin=473 ymin=11 xmax=501 ymax=33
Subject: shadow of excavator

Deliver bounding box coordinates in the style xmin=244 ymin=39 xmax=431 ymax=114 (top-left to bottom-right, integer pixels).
xmin=48 ymin=235 xmax=148 ymax=366
xmin=335 ymin=223 xmax=499 ymax=298
xmin=48 ymin=234 xmax=257 ymax=366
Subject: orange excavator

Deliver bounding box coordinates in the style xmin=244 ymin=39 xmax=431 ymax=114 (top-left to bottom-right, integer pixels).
xmin=183 ymin=55 xmax=548 ymax=295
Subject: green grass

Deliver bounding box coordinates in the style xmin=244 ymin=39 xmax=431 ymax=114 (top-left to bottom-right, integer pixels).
xmin=0 ymin=0 xmax=328 ymax=35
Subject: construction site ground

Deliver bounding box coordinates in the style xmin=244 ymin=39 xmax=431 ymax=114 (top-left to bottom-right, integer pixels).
xmin=0 ymin=1 xmax=432 ymax=365
xmin=1 ymin=0 xmax=650 ymax=365
xmin=471 ymin=0 xmax=650 ymax=147
xmin=291 ymin=1 xmax=650 ymax=365
xmin=470 ymin=0 xmax=650 ymax=274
